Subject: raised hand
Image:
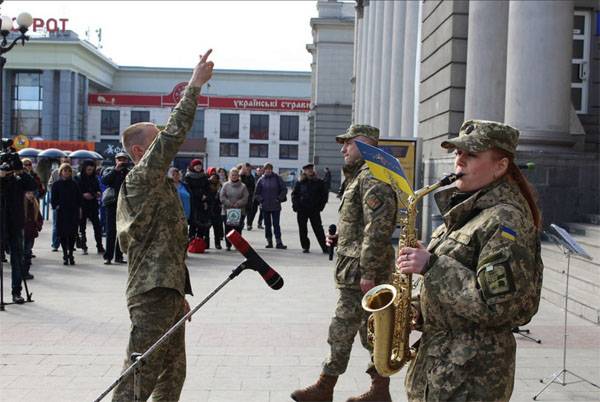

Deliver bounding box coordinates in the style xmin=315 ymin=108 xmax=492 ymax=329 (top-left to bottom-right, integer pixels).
xmin=189 ymin=49 xmax=214 ymax=88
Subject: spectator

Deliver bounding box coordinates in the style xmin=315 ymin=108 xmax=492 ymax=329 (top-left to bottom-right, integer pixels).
xmin=183 ymin=159 xmax=209 ymax=241
xmin=0 ymin=159 xmax=36 ymax=304
xmin=205 ymin=173 xmax=223 ymax=249
xmin=23 ymin=191 xmax=43 ymax=279
xmin=292 ymin=163 xmax=328 ymax=254
xmin=254 ymin=162 xmax=287 ymax=249
xmin=51 ymin=163 xmax=81 ymax=266
xmin=168 ymin=167 xmax=192 ymax=220
xmin=101 ymin=152 xmax=130 ymax=265
xmin=323 ymin=167 xmax=332 ymax=191
xmin=75 ymin=159 xmax=105 ymax=255
xmin=219 ymin=167 xmax=249 ymax=251
xmin=237 ymin=162 xmax=256 ymax=231
xmin=217 ymin=167 xmax=228 ymax=183
xmin=47 ymin=156 xmax=71 ymax=251
xmin=98 ymin=166 xmax=107 ymax=236
xmin=253 ymin=166 xmax=264 ymax=229
xmin=21 ymin=158 xmax=46 ymax=199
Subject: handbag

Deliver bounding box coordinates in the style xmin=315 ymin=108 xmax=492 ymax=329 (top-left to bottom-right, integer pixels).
xmin=226 ymin=208 xmax=242 ymax=226
xmin=187 ymin=237 xmax=206 ymax=254
xmin=102 ymin=187 xmax=116 ymax=206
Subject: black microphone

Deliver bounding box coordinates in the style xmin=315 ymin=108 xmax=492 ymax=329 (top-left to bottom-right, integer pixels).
xmin=328 ymin=224 xmax=337 ymax=261
xmin=226 ymin=230 xmax=284 ymax=290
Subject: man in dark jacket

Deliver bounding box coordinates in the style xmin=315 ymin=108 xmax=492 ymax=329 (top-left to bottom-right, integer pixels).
xmin=292 ymin=163 xmax=328 ymax=253
xmin=75 ymin=159 xmax=105 ymax=255
xmin=254 ymin=162 xmax=288 ymax=249
xmin=183 ymin=159 xmax=209 ymax=241
xmin=0 ymin=164 xmax=37 ymax=304
xmin=237 ymin=162 xmax=256 ymax=230
xmin=101 ymin=153 xmax=130 ymax=264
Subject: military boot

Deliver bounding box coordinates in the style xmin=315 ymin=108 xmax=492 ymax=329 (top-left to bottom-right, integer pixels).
xmin=291 ymin=373 xmax=338 ymax=402
xmin=346 ymin=368 xmax=391 ymax=402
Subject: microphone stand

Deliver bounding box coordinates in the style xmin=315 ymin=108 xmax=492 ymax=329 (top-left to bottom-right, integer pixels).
xmin=93 ymin=261 xmax=250 ymax=402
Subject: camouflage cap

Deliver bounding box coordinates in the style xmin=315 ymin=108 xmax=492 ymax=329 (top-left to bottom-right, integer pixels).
xmin=335 ymin=124 xmax=380 ymax=144
xmin=441 ymin=120 xmax=520 ymax=156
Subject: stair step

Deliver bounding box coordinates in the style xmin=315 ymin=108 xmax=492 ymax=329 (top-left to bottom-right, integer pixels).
xmin=542 ymin=287 xmax=600 ymax=324
xmin=565 ymin=222 xmax=600 ymax=236
xmin=584 ymin=214 xmax=600 ymax=225
xmin=543 ymin=233 xmax=600 ymax=261
xmin=542 ymin=265 xmax=599 ymax=303
xmin=541 ymin=242 xmax=600 ymax=277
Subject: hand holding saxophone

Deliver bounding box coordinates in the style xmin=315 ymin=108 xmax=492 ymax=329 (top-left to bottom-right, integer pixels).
xmin=397 ymin=241 xmax=430 ymax=275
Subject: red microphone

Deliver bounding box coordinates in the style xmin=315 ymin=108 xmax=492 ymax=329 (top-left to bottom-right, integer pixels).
xmin=226 ymin=230 xmax=284 ymax=290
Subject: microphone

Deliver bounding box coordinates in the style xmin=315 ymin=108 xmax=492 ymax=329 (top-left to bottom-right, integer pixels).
xmin=226 ymin=230 xmax=284 ymax=290
xmin=328 ymin=224 xmax=337 ymax=261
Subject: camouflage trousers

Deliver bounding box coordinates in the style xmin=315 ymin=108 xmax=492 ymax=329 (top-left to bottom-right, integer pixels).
xmin=113 ymin=287 xmax=186 ymax=402
xmin=322 ymin=288 xmax=373 ymax=376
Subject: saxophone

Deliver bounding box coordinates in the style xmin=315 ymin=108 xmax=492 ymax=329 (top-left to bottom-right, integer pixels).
xmin=361 ymin=173 xmax=462 ymax=377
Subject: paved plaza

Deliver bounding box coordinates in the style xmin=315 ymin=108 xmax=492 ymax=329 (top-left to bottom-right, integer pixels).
xmin=1 ymin=197 xmax=599 ymax=402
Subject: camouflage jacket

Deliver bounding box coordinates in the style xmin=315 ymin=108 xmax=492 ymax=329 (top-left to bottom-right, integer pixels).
xmin=405 ymin=178 xmax=543 ymax=401
xmin=335 ymin=161 xmax=397 ymax=289
xmin=117 ymin=85 xmax=199 ymax=300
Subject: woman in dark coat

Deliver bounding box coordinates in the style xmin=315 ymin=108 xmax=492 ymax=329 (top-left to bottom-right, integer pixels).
xmin=51 ymin=163 xmax=82 ymax=265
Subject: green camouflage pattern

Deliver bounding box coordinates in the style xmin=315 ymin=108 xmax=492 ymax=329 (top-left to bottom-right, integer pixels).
xmin=112 ymin=288 xmax=186 ymax=402
xmin=336 ymin=124 xmax=380 ymax=143
xmin=117 ymin=85 xmax=200 ymax=299
xmin=441 ymin=120 xmax=520 ymax=156
xmin=336 ymin=162 xmax=397 ymax=287
xmin=405 ymin=178 xmax=544 ymax=402
xmin=322 ymin=286 xmax=373 ymax=376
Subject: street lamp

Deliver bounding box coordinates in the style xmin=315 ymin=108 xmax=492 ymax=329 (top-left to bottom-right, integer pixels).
xmin=0 ymin=0 xmax=33 ymax=137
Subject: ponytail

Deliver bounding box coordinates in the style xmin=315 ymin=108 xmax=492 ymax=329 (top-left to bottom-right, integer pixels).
xmin=493 ymin=149 xmax=542 ymax=231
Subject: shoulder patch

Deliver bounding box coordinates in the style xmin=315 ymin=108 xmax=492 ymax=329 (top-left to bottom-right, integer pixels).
xmin=365 ymin=193 xmax=383 ymax=211
xmin=477 ymin=251 xmax=515 ymax=303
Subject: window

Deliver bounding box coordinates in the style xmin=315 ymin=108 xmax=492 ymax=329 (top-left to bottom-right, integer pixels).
xmin=571 ymin=10 xmax=591 ymax=114
xmin=130 ymin=110 xmax=150 ymax=124
xmin=220 ymin=143 xmax=238 ymax=157
xmin=280 ymin=115 xmax=299 ymax=141
xmin=220 ymin=113 xmax=239 ymax=139
xmin=11 ymin=72 xmax=42 ymax=136
xmin=189 ymin=109 xmax=205 ymax=139
xmin=279 ymin=144 xmax=298 ymax=160
xmin=76 ymin=74 xmax=86 ymax=140
xmin=249 ymin=144 xmax=269 ymax=158
xmin=101 ymin=110 xmax=120 ymax=137
xmin=250 ymin=114 xmax=269 ymax=140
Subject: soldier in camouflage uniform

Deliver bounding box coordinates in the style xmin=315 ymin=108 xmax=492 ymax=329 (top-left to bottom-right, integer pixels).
xmin=397 ymin=120 xmax=544 ymax=402
xmin=291 ymin=124 xmax=397 ymax=402
xmin=112 ymin=50 xmax=214 ymax=402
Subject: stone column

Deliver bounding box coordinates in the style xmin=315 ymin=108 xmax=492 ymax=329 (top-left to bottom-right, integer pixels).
xmin=464 ymin=1 xmax=508 ymax=122
xmin=388 ymin=2 xmax=406 ymax=137
xmin=361 ymin=3 xmax=375 ymax=124
xmin=353 ymin=10 xmax=362 ymax=123
xmin=378 ymin=1 xmax=394 ymax=136
xmin=400 ymin=0 xmax=420 ymax=138
xmin=505 ymin=0 xmax=574 ymax=149
xmin=369 ymin=1 xmax=384 ymax=127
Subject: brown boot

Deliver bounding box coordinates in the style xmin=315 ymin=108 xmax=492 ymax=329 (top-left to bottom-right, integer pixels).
xmin=346 ymin=368 xmax=391 ymax=402
xmin=291 ymin=373 xmax=338 ymax=402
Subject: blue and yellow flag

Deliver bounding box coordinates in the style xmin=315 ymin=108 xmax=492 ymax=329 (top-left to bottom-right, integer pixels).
xmin=355 ymin=140 xmax=413 ymax=196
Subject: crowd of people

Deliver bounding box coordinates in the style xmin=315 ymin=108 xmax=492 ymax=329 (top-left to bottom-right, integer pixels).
xmin=0 ymin=147 xmax=333 ymax=304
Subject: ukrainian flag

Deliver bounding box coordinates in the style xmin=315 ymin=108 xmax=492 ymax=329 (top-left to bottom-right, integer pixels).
xmin=355 ymin=140 xmax=413 ymax=196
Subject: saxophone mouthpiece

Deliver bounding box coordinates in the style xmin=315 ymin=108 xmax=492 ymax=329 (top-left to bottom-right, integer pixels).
xmin=440 ymin=172 xmax=464 ymax=186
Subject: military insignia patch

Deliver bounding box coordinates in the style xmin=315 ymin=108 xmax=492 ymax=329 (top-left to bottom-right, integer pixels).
xmin=500 ymin=225 xmax=517 ymax=241
xmin=477 ymin=258 xmax=515 ymax=303
xmin=365 ymin=194 xmax=383 ymax=211
xmin=465 ymin=124 xmax=475 ymax=134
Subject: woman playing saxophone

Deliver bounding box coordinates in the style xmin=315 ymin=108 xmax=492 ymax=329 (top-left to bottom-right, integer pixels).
xmin=398 ymin=120 xmax=543 ymax=402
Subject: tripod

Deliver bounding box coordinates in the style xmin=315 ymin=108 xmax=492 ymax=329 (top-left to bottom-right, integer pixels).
xmin=533 ymin=225 xmax=599 ymax=400
xmin=512 ymin=327 xmax=541 ymax=344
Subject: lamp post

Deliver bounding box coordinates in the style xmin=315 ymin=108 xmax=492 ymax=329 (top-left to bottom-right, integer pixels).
xmin=0 ymin=0 xmax=33 ymax=137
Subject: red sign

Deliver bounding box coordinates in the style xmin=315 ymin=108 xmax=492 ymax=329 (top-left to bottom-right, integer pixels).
xmin=11 ymin=17 xmax=68 ymax=33
xmin=30 ymin=140 xmax=95 ymax=151
xmin=89 ymin=82 xmax=310 ymax=112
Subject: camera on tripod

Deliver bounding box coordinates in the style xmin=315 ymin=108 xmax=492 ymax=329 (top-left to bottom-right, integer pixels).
xmin=0 ymin=138 xmax=23 ymax=173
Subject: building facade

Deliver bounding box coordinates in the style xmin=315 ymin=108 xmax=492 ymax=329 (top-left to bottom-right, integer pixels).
xmin=4 ymin=30 xmax=311 ymax=175
xmin=350 ymin=0 xmax=600 ymax=236
xmin=306 ymin=0 xmax=355 ymax=189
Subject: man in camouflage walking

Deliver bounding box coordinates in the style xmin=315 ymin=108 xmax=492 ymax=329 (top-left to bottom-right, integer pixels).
xmin=291 ymin=125 xmax=397 ymax=402
xmin=112 ymin=49 xmax=214 ymax=402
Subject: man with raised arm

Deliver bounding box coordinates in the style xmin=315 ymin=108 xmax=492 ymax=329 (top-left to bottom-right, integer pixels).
xmin=112 ymin=49 xmax=214 ymax=402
